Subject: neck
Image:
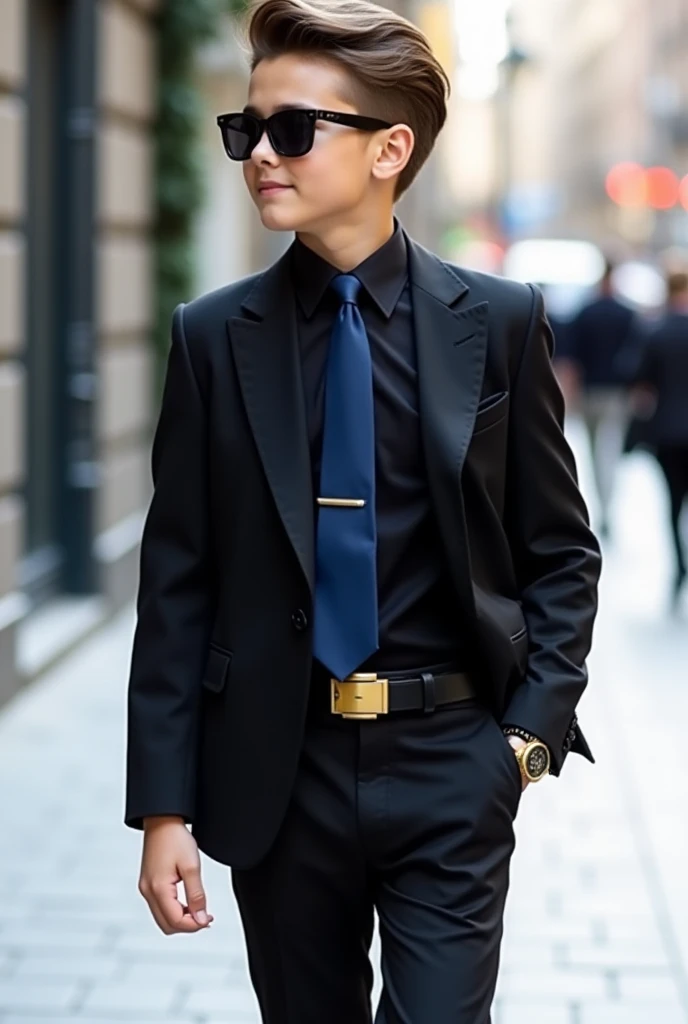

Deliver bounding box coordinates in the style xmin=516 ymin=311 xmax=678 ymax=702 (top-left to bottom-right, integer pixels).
xmin=296 ymin=207 xmax=396 ymax=271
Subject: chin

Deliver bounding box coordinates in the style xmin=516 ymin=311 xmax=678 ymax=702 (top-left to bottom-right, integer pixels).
xmin=258 ymin=206 xmax=310 ymax=233
xmin=258 ymin=207 xmax=295 ymax=231
xmin=256 ymin=194 xmax=325 ymax=234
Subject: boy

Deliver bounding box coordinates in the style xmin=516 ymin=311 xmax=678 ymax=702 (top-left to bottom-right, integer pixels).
xmin=125 ymin=0 xmax=601 ymax=1020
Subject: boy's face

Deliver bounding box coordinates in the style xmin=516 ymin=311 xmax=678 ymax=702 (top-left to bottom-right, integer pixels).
xmin=243 ymin=54 xmax=389 ymax=234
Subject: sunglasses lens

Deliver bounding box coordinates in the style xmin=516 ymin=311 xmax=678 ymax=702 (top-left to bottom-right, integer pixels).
xmin=269 ymin=110 xmax=314 ymax=157
xmin=221 ymin=114 xmax=261 ymax=160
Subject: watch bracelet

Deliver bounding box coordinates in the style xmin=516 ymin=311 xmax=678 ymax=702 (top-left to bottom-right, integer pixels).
xmin=503 ymin=712 xmax=578 ymax=762
xmin=502 ymin=725 xmax=552 ymax=775
xmin=502 ymin=725 xmax=540 ymax=744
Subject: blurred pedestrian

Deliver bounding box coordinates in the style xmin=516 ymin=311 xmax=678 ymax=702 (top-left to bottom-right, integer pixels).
xmin=124 ymin=0 xmax=601 ymax=1020
xmin=631 ymin=269 xmax=688 ymax=606
xmin=548 ymin=309 xmax=579 ymax=410
xmin=567 ymin=260 xmax=638 ymax=536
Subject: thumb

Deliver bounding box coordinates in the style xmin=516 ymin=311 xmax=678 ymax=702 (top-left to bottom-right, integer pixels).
xmin=180 ymin=862 xmax=210 ymax=926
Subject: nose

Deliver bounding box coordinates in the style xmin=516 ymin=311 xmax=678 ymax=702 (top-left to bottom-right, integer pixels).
xmin=250 ymin=127 xmax=278 ymax=164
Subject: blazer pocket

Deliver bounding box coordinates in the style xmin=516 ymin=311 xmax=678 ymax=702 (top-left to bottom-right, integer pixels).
xmin=473 ymin=391 xmax=509 ymax=435
xmin=510 ymin=626 xmax=528 ymax=644
xmin=202 ymin=645 xmax=232 ymax=693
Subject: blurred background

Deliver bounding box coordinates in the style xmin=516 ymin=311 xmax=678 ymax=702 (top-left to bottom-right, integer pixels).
xmin=0 ymin=0 xmax=687 ymax=1022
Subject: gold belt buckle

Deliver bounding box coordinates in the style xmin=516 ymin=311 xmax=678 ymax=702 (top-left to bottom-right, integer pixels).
xmin=331 ymin=673 xmax=389 ymax=719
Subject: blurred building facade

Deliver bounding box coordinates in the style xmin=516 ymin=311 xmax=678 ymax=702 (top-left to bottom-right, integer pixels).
xmin=501 ymin=0 xmax=688 ymax=252
xmin=194 ymin=14 xmax=285 ymax=293
xmin=442 ymin=0 xmax=688 ymax=260
xmin=549 ymin=0 xmax=653 ymax=245
xmin=0 ymin=0 xmax=159 ymax=705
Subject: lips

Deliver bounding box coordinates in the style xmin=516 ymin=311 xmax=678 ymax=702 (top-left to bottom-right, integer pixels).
xmin=258 ymin=182 xmax=292 ymax=193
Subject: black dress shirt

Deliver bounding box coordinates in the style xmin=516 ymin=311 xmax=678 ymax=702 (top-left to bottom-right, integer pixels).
xmin=291 ymin=221 xmax=467 ymax=675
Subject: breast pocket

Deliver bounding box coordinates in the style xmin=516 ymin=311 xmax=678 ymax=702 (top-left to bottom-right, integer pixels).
xmin=473 ymin=391 xmax=509 ymax=436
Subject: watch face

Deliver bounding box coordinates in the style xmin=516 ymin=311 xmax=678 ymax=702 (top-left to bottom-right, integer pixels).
xmin=525 ymin=743 xmax=550 ymax=780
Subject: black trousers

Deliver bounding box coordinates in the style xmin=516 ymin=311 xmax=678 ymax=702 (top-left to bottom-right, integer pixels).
xmin=231 ymin=680 xmax=522 ymax=1024
xmin=656 ymin=445 xmax=688 ymax=579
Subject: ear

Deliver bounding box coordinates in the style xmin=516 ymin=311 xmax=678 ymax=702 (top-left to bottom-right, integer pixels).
xmin=371 ymin=124 xmax=415 ymax=187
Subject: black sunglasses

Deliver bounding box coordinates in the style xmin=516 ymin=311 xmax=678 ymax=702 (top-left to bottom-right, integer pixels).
xmin=216 ymin=108 xmax=393 ymax=161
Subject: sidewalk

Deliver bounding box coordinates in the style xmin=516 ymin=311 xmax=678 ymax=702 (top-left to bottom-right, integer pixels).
xmin=0 ymin=431 xmax=687 ymax=1024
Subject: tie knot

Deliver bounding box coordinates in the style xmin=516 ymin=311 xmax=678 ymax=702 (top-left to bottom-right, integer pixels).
xmin=331 ymin=274 xmax=361 ymax=305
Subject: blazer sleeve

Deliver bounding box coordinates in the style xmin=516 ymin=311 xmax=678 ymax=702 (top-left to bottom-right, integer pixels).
xmin=124 ymin=303 xmax=212 ymax=830
xmin=500 ymin=285 xmax=602 ymax=774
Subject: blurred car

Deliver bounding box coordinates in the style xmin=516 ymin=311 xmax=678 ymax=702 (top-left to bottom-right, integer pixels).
xmin=502 ymin=238 xmax=605 ymax=319
xmin=502 ymin=237 xmax=667 ymax=318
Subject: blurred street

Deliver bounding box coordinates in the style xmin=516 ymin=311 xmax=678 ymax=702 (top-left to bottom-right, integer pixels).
xmin=0 ymin=425 xmax=686 ymax=1024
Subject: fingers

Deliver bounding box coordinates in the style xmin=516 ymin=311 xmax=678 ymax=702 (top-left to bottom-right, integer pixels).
xmin=179 ymin=861 xmax=214 ymax=927
xmin=158 ymin=875 xmax=209 ymax=933
xmin=140 ymin=870 xmax=215 ymax=935
xmin=139 ymin=872 xmax=214 ymax=935
xmin=140 ymin=875 xmax=200 ymax=934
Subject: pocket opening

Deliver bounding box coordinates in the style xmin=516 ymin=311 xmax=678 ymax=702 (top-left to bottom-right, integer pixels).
xmin=202 ymin=646 xmax=232 ymax=693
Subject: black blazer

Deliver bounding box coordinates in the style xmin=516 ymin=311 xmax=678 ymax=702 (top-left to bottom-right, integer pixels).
xmin=633 ymin=312 xmax=688 ymax=446
xmin=125 ymin=232 xmax=601 ymax=869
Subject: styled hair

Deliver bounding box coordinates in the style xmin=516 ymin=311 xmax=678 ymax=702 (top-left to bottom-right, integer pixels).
xmin=243 ymin=0 xmax=451 ymax=198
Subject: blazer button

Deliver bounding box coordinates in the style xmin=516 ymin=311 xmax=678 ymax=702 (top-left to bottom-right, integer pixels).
xmin=291 ymin=609 xmax=308 ymax=631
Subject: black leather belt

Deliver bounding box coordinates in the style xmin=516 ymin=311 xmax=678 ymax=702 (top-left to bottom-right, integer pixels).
xmin=317 ymin=669 xmax=476 ymax=719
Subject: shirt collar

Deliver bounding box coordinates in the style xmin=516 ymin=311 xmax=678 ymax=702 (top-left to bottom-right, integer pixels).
xmin=291 ymin=217 xmax=408 ymax=320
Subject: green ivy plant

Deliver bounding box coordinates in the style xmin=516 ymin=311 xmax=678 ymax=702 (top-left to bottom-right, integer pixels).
xmin=154 ymin=0 xmax=248 ymax=389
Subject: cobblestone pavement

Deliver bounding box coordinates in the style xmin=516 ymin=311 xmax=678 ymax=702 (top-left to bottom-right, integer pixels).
xmin=0 ymin=425 xmax=687 ymax=1024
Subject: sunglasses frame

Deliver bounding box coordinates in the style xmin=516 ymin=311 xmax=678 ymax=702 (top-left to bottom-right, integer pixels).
xmin=216 ymin=108 xmax=394 ymax=161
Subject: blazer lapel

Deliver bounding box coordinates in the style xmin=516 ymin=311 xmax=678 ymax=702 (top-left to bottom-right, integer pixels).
xmin=228 ymin=248 xmax=315 ymax=596
xmin=407 ymin=236 xmax=488 ymax=617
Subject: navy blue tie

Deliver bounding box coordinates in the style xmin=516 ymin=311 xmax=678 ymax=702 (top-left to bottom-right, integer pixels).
xmin=313 ymin=274 xmax=379 ymax=680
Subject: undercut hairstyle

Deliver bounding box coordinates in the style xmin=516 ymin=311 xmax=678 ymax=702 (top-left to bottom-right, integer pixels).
xmin=243 ymin=0 xmax=451 ymax=198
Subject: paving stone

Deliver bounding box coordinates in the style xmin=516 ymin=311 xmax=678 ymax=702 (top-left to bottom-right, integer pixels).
xmin=497 ymin=968 xmax=608 ymax=1000
xmin=0 ymin=978 xmax=80 ymax=1013
xmin=580 ymin=1001 xmax=686 ymax=1024
xmin=615 ymin=971 xmax=684 ymax=1000
xmin=560 ymin=937 xmax=668 ymax=969
xmin=0 ymin=920 xmax=111 ymax=951
xmin=2 ymin=1020 xmax=197 ymax=1024
xmin=204 ymin=1016 xmax=261 ymax=1024
xmin=111 ymin=931 xmax=234 ymax=966
xmin=500 ymin=1004 xmax=572 ymax=1024
xmin=183 ymin=986 xmax=261 ymax=1016
xmin=79 ymin=980 xmax=182 ymax=1015
xmin=9 ymin=951 xmax=117 ymax=980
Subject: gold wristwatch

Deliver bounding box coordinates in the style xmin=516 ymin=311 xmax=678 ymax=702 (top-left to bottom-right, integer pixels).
xmin=504 ymin=727 xmax=551 ymax=783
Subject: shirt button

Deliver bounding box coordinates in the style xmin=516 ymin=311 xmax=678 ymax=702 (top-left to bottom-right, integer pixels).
xmin=291 ymin=609 xmax=308 ymax=632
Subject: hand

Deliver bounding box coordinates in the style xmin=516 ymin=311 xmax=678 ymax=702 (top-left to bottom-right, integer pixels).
xmin=506 ymin=734 xmax=530 ymax=791
xmin=138 ymin=816 xmax=215 ymax=934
